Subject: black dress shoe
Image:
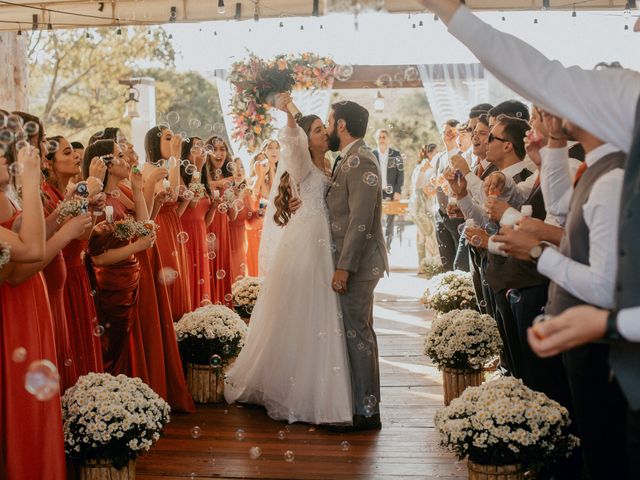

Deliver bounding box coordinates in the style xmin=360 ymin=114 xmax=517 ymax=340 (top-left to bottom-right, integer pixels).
xmin=327 ymin=414 xmax=382 ymax=433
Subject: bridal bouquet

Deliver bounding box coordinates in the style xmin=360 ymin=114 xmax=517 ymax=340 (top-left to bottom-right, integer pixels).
xmin=61 ymin=373 xmax=170 ymax=469
xmin=0 ymin=241 xmax=10 ymax=268
xmin=187 ymin=181 xmax=206 ymax=201
xmin=435 ymin=377 xmax=579 ymax=468
xmin=57 ymin=197 xmax=89 ymax=224
xmin=421 ymin=270 xmax=477 ymax=313
xmin=231 ymin=276 xmax=262 ymax=318
xmin=113 ymin=217 xmax=157 ymax=241
xmin=424 ymin=309 xmax=502 ymax=371
xmin=175 ymin=304 xmax=248 ymax=367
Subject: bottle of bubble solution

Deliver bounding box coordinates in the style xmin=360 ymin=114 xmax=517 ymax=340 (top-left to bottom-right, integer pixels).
xmin=516 ymin=205 xmax=533 ymax=230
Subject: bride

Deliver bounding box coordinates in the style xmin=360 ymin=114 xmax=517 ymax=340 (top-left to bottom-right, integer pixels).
xmin=224 ymin=94 xmax=353 ymax=425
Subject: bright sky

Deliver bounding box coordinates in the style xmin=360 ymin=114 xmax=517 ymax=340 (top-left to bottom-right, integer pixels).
xmin=165 ymin=9 xmax=640 ymax=72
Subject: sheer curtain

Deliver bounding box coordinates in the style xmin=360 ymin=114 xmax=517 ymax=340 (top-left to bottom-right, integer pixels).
xmin=417 ymin=63 xmax=529 ymax=131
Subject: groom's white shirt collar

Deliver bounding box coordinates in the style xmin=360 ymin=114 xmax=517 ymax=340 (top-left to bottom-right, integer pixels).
xmin=339 ymin=139 xmax=360 ymax=159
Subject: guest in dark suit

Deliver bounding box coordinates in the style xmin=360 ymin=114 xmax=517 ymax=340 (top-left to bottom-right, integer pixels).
xmin=373 ymin=129 xmax=404 ymax=252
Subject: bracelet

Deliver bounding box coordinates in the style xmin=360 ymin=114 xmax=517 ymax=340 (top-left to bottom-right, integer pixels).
xmin=605 ymin=310 xmax=622 ymax=341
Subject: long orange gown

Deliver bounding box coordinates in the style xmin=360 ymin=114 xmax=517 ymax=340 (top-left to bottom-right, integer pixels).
xmin=41 ymin=182 xmax=78 ymax=391
xmin=156 ymin=201 xmax=192 ymax=321
xmin=245 ymin=196 xmax=263 ymax=277
xmin=228 ymin=191 xmax=255 ymax=282
xmin=87 ymin=197 xmax=148 ymax=381
xmin=43 ymin=183 xmax=103 ymax=377
xmin=119 ymin=185 xmax=195 ymax=413
xmin=180 ymin=196 xmax=212 ymax=307
xmin=0 ymin=210 xmax=67 ymax=480
xmin=208 ymin=208 xmax=233 ymax=306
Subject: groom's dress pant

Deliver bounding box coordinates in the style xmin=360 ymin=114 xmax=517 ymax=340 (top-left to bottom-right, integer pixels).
xmin=340 ymin=278 xmax=380 ymax=416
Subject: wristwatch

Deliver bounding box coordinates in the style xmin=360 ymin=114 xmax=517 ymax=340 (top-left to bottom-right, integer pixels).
xmin=605 ymin=310 xmax=622 ymax=341
xmin=528 ymin=242 xmax=547 ymax=263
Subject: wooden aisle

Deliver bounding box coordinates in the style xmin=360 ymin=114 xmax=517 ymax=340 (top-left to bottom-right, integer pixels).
xmin=137 ymin=272 xmax=467 ymax=480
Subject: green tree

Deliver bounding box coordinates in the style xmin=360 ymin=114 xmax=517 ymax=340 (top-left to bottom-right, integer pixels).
xmin=27 ymin=27 xmax=175 ymax=141
xmin=132 ymin=68 xmax=226 ymax=142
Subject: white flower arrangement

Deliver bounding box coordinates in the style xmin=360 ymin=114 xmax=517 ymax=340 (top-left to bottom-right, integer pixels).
xmin=419 ymin=257 xmax=444 ymax=279
xmin=231 ymin=276 xmax=262 ymax=317
xmin=0 ymin=241 xmax=10 ymax=268
xmin=424 ymin=309 xmax=502 ymax=371
xmin=188 ymin=182 xmax=206 ymax=201
xmin=421 ymin=270 xmax=478 ymax=313
xmin=435 ymin=377 xmax=579 ymax=468
xmin=175 ymin=305 xmax=248 ymax=366
xmin=57 ymin=197 xmax=89 ymax=224
xmin=62 ymin=373 xmax=170 ymax=469
xmin=113 ymin=217 xmax=157 ymax=241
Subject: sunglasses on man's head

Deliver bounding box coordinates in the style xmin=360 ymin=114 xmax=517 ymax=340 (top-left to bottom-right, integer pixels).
xmin=488 ymin=133 xmax=509 ymax=144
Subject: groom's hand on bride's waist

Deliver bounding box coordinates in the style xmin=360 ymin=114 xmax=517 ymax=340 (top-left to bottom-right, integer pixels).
xmin=332 ymin=269 xmax=350 ymax=294
xmin=288 ymin=197 xmax=302 ymax=214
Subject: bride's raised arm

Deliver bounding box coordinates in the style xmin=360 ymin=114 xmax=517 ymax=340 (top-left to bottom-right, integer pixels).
xmin=274 ymin=94 xmax=314 ymax=184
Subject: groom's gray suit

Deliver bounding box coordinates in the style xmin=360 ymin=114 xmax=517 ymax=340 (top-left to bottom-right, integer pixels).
xmin=326 ymin=139 xmax=389 ymax=416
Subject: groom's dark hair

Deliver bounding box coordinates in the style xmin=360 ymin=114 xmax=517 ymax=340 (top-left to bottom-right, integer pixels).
xmin=331 ymin=101 xmax=369 ymax=139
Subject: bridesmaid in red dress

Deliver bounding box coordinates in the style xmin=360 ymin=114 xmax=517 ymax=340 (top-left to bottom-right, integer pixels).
xmin=83 ymin=140 xmax=153 ymax=380
xmin=42 ymin=136 xmax=104 ymax=378
xmin=228 ymin=158 xmax=256 ymax=282
xmin=113 ymin=132 xmax=195 ymax=413
xmin=0 ymin=138 xmax=66 ymax=480
xmin=204 ymin=136 xmax=236 ymax=306
xmin=143 ymin=126 xmax=192 ymax=320
xmin=178 ymin=138 xmax=216 ymax=307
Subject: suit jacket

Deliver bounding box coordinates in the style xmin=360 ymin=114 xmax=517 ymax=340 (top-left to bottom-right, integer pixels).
xmin=327 ymin=140 xmax=389 ymax=282
xmin=373 ymin=148 xmax=404 ymax=200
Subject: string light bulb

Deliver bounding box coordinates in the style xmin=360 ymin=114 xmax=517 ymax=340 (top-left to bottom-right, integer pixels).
xmin=98 ymin=2 xmax=104 ymax=12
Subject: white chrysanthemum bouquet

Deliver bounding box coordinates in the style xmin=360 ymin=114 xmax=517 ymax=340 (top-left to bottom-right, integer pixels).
xmin=422 ymin=270 xmax=478 ymax=313
xmin=0 ymin=241 xmax=10 ymax=268
xmin=419 ymin=257 xmax=444 ymax=279
xmin=175 ymin=304 xmax=248 ymax=367
xmin=231 ymin=276 xmax=262 ymax=318
xmin=424 ymin=309 xmax=502 ymax=371
xmin=62 ymin=373 xmax=170 ymax=469
xmin=435 ymin=377 xmax=579 ymax=468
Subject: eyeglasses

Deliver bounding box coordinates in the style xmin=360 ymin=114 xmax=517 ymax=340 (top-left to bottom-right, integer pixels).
xmin=488 ymin=133 xmax=510 ymax=144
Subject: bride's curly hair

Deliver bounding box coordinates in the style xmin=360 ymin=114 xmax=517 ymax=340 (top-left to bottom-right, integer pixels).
xmin=273 ymin=114 xmax=320 ymax=227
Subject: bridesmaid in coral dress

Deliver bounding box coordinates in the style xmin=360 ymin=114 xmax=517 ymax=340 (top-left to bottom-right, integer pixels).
xmin=0 ymin=140 xmax=66 ymax=480
xmin=228 ymin=158 xmax=256 ymax=282
xmin=143 ymin=126 xmax=192 ymax=320
xmin=205 ymin=136 xmax=236 ymax=306
xmin=83 ymin=140 xmax=153 ymax=380
xmin=178 ymin=138 xmax=217 ymax=307
xmin=115 ymin=134 xmax=195 ymax=413
xmin=42 ymin=136 xmax=104 ymax=378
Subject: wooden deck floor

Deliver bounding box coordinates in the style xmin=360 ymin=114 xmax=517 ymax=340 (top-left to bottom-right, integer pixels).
xmin=137 ymin=272 xmax=467 ymax=480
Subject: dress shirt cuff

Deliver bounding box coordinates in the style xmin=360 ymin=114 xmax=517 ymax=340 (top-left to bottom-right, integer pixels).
xmin=617 ymin=307 xmax=640 ymax=342
xmin=487 ymin=237 xmax=507 ymax=256
xmin=457 ymin=194 xmax=474 ymax=212
xmin=536 ymin=246 xmax=560 ymax=277
xmin=500 ymin=207 xmax=522 ymax=227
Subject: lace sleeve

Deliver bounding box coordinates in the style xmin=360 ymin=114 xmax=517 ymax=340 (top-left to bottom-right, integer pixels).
xmin=277 ymin=126 xmax=314 ymax=183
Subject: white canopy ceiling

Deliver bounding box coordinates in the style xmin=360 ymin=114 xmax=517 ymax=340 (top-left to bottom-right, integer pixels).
xmin=0 ymin=0 xmax=634 ymax=32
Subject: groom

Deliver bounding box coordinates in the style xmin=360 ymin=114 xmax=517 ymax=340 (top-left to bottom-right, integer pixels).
xmin=325 ymin=101 xmax=389 ymax=432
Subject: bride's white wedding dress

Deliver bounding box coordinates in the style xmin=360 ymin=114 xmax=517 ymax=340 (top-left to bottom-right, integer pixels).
xmin=224 ymin=125 xmax=353 ymax=424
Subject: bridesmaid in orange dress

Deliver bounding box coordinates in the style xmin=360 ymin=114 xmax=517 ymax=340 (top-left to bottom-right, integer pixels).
xmin=204 ymin=136 xmax=236 ymax=306
xmin=228 ymin=158 xmax=256 ymax=282
xmin=42 ymin=136 xmax=104 ymax=378
xmin=143 ymin=126 xmax=192 ymax=321
xmin=178 ymin=138 xmax=217 ymax=307
xmin=113 ymin=132 xmax=195 ymax=413
xmin=0 ymin=136 xmax=66 ymax=480
xmin=83 ymin=140 xmax=153 ymax=380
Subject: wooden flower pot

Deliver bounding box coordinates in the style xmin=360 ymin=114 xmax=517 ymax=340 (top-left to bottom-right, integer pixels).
xmin=187 ymin=363 xmax=225 ymax=403
xmin=77 ymin=459 xmax=136 ymax=480
xmin=442 ymin=367 xmax=484 ymax=406
xmin=468 ymin=461 xmax=524 ymax=480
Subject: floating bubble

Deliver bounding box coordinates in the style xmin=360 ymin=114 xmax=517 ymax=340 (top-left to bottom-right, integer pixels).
xmin=249 ymin=446 xmax=262 ymax=459
xmin=362 ymin=172 xmax=378 ymax=186
xmin=158 ymin=267 xmax=179 ymax=285
xmin=346 ymin=330 xmax=356 ymax=339
xmin=212 ymin=123 xmax=225 ymax=134
xmin=340 ymin=441 xmax=350 ymax=451
xmin=484 ymin=222 xmax=500 ymax=235
xmin=177 ymin=231 xmax=190 ymax=244
xmin=110 ymin=189 xmax=121 ymax=199
xmin=332 ymin=366 xmax=342 ymax=374
xmin=335 ymin=64 xmax=354 ymax=81
xmin=347 ymin=156 xmax=360 ymax=168
xmin=533 ymin=314 xmax=551 ymax=326
xmin=506 ymin=288 xmax=522 ymax=304
xmin=183 ymin=190 xmax=195 ymax=202
xmin=470 ymin=235 xmax=482 ymax=247
xmin=209 ymin=354 xmax=222 ymax=368
xmin=218 ymin=203 xmax=228 ymax=214
xmin=340 ymin=161 xmax=350 ymax=173
xmin=357 ymin=342 xmax=365 ymax=350
xmin=191 ymin=426 xmax=202 ymax=439
xmin=384 ymin=185 xmax=393 ymax=195
xmin=233 ymin=199 xmax=245 ymax=212
xmin=457 ymin=223 xmax=466 ymax=235
xmin=9 ymin=162 xmax=24 ymax=176
xmin=222 ymin=344 xmax=232 ymax=355
xmin=375 ymin=73 xmax=393 ymax=88
xmin=277 ymin=430 xmax=286 ymax=440
xmin=366 ymin=233 xmax=373 ymax=239
xmin=207 ymin=233 xmax=217 ymax=243
xmin=200 ymin=298 xmax=213 ymax=307
xmin=12 ymin=347 xmax=27 ymax=363
xmin=93 ymin=325 xmax=105 ymax=337
xmin=24 ymin=359 xmax=60 ymax=401
xmin=15 ymin=140 xmax=30 ymax=152
xmin=216 ymin=269 xmax=226 ymax=279
xmin=166 ymin=111 xmax=180 ymax=124
xmin=283 ymin=450 xmax=295 ymax=463
xmin=363 ymin=404 xmax=374 ymax=417
xmin=235 ymin=428 xmax=246 ymax=441
xmin=188 ymin=119 xmax=202 ymax=129
xmin=45 ymin=140 xmax=59 ymax=154
xmin=185 ymin=164 xmax=197 ymax=176
xmin=331 ymin=222 xmax=341 ymax=232
xmin=0 ymin=129 xmax=13 ymax=144
xmin=404 ymin=66 xmax=420 ymax=82
xmin=372 ymin=267 xmax=380 ymax=275
xmin=479 ymin=300 xmax=487 ymax=308
xmin=224 ymin=293 xmax=233 ymax=302
xmin=64 ymin=359 xmax=73 ymax=367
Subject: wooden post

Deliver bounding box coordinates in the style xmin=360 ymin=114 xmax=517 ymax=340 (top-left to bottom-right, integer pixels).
xmin=0 ymin=32 xmax=28 ymax=111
